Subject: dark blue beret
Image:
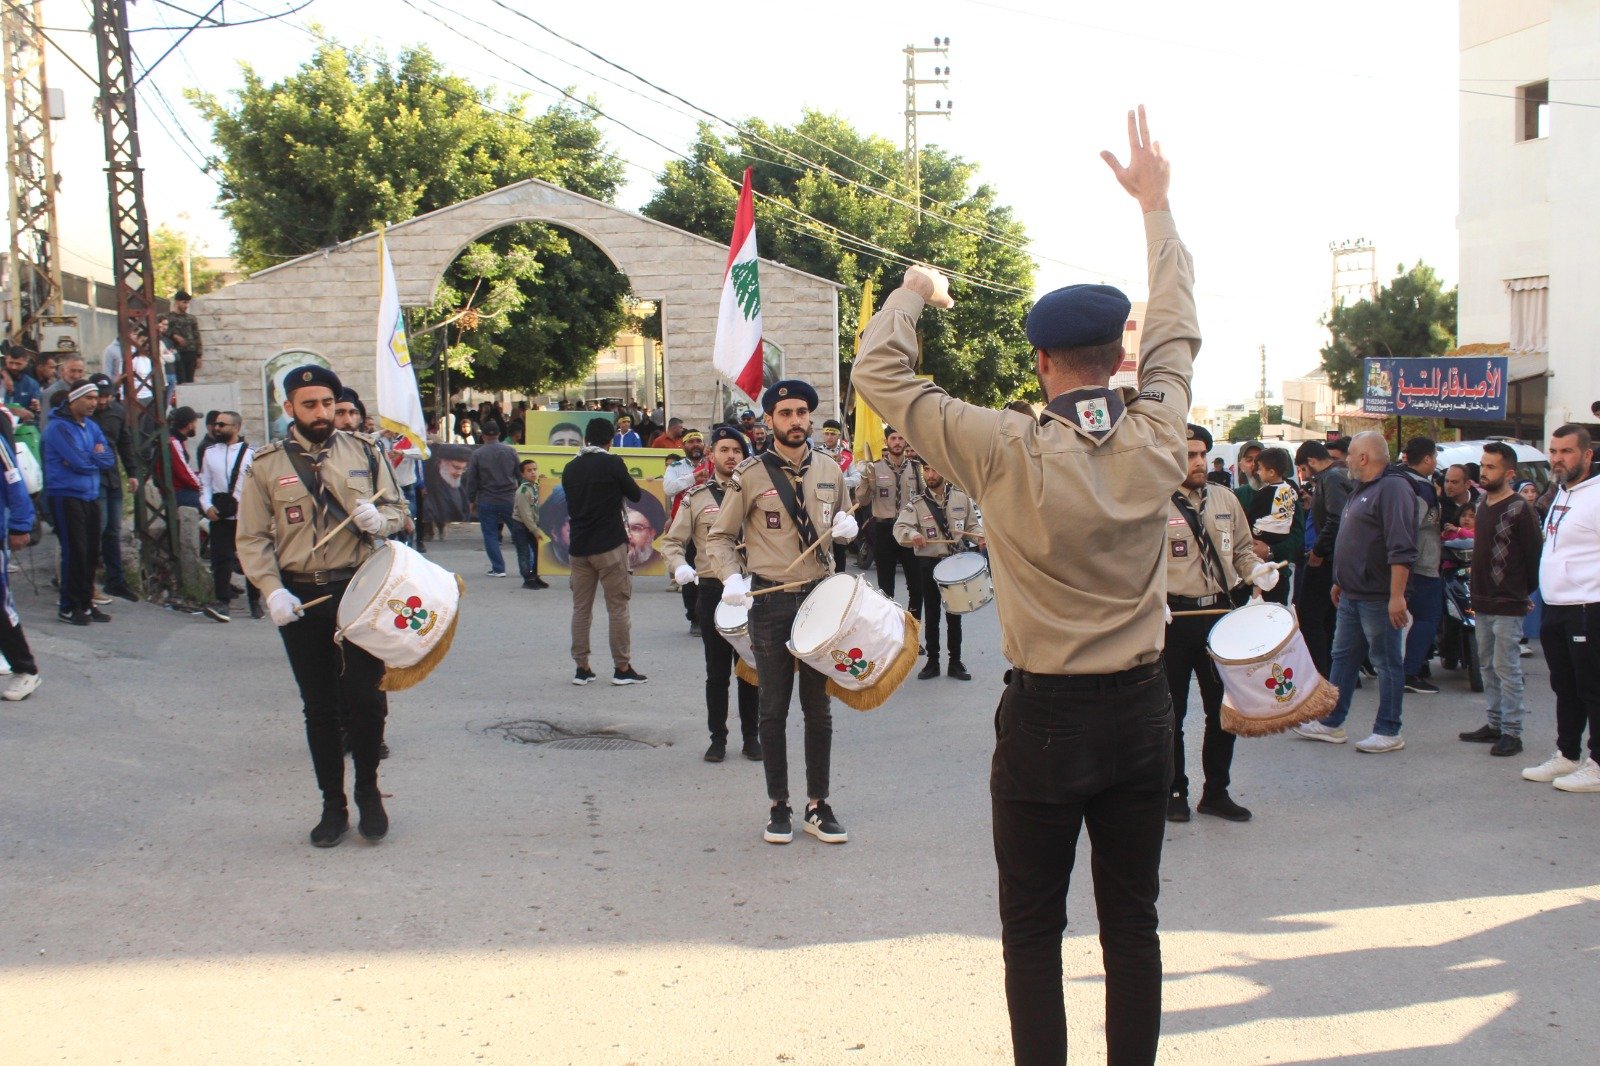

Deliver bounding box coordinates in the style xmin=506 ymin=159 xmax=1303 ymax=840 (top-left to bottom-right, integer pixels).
xmin=1025 ymin=284 xmax=1132 ymax=350
xmin=1186 ymin=423 xmax=1213 ymax=451
xmin=710 ymin=424 xmax=750 ymax=456
xmin=284 ymin=364 xmax=342 ymax=397
xmin=761 ymin=378 xmax=819 ymax=413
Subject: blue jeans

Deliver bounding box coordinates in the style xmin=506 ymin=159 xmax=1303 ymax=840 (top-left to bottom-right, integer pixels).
xmin=1403 ymin=574 xmax=1443 ymax=677
xmin=1323 ymin=595 xmax=1406 ymax=736
xmin=98 ymin=483 xmax=126 ymax=588
xmin=511 ymin=524 xmax=539 ymax=581
xmin=1476 ymin=614 xmax=1526 ymax=736
xmin=477 ymin=500 xmax=513 ymax=573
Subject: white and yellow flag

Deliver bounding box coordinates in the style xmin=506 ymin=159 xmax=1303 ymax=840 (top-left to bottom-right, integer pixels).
xmin=375 ymin=228 xmax=429 ymax=458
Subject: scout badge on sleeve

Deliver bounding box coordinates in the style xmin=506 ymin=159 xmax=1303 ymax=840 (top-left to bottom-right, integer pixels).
xmin=787 ymin=574 xmax=920 ymax=711
xmin=335 ymin=541 xmax=466 ymax=690
xmin=1206 ymin=602 xmax=1339 ymax=736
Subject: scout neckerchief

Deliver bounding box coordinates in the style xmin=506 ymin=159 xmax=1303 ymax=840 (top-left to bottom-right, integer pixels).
xmin=1040 ymin=387 xmax=1127 ymax=441
xmin=886 ymin=454 xmax=910 ymax=513
xmin=283 ymin=432 xmax=378 ymax=544
xmin=922 ymin=484 xmax=955 ymax=545
xmin=1171 ymin=486 xmax=1227 ymax=595
xmin=760 ymin=448 xmax=825 ymax=564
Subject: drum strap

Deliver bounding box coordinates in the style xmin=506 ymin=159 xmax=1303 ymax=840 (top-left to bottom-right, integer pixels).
xmin=1171 ymin=489 xmax=1228 ymax=595
xmin=760 ymin=450 xmax=825 ymax=565
xmin=284 ymin=439 xmax=380 ymax=547
xmin=923 ymin=489 xmax=955 ymax=546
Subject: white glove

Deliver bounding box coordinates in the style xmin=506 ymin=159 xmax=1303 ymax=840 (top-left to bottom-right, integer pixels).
xmin=674 ymin=563 xmax=698 ymax=586
xmin=350 ymin=498 xmax=384 ymax=534
xmin=267 ymin=588 xmax=304 ymax=627
xmin=721 ymin=572 xmax=753 ymax=606
xmin=830 ymin=510 xmax=859 ymax=543
xmin=1164 ymin=605 xmax=1173 ymax=625
xmin=1251 ymin=565 xmax=1281 ymax=592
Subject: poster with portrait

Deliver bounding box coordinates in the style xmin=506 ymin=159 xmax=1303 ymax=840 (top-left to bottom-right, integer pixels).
xmin=262 ymin=349 xmax=331 ymax=442
xmin=524 ymin=410 xmax=614 ymax=449
xmin=421 ymin=443 xmax=473 ymax=525
xmin=516 ymin=445 xmax=670 ymax=577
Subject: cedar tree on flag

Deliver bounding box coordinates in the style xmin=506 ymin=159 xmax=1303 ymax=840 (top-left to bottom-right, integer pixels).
xmin=712 ymin=167 xmax=764 ymax=403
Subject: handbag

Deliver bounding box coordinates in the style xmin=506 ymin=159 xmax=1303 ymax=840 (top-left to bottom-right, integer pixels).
xmin=210 ymin=443 xmax=248 ymax=519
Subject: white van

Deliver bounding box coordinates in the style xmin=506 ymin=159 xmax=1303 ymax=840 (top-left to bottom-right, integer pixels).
xmin=1435 ymin=438 xmax=1550 ymax=489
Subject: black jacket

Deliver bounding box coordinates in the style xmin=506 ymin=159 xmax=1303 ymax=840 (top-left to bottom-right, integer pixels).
xmin=91 ymin=400 xmax=137 ymax=488
xmin=561 ymin=448 xmax=642 ymax=557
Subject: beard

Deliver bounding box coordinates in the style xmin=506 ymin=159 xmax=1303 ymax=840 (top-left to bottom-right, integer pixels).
xmin=780 ymin=425 xmax=807 ymax=446
xmin=295 ymin=416 xmax=334 ymax=444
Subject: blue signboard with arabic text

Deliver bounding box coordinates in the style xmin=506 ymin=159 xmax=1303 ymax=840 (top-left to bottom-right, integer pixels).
xmin=1361 ymin=357 xmax=1509 ymax=420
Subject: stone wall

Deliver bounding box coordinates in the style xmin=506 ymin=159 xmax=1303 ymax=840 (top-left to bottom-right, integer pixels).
xmin=194 ymin=179 xmax=842 ymax=439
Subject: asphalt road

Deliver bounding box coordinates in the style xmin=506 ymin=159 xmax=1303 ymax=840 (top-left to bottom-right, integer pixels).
xmin=2 ymin=533 xmax=1596 ymax=1064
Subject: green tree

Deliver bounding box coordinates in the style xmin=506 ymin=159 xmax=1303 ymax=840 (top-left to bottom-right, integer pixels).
xmin=1226 ymin=406 xmax=1282 ymax=443
xmin=642 ymin=113 xmax=1036 ymax=407
xmin=190 ymin=41 xmax=630 ymax=392
xmin=151 ymin=224 xmax=223 ymax=297
xmin=1319 ymin=262 xmax=1458 ymax=403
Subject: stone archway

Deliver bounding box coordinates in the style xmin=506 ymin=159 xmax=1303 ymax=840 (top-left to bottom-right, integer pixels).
xmin=196 ymin=178 xmax=842 ymax=437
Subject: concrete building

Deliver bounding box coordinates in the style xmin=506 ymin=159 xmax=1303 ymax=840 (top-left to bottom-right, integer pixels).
xmin=1107 ymin=300 xmax=1147 ymax=391
xmin=1458 ymin=0 xmax=1599 ymax=439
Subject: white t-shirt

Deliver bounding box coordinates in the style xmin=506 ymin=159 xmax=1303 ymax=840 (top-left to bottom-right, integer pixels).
xmin=1539 ymin=474 xmax=1600 ymax=605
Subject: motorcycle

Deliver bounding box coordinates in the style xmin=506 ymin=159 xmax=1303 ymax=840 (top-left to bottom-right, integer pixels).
xmin=1437 ymin=542 xmax=1484 ymax=693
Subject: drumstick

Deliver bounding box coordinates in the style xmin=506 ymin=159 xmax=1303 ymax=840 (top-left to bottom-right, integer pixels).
xmin=777 ymin=528 xmax=835 ymax=576
xmin=309 ymin=493 xmax=395 ymax=554
xmin=1170 ymin=608 xmax=1231 ymax=617
xmin=298 ymin=594 xmax=333 ymax=611
xmin=750 ymin=578 xmax=816 ymax=596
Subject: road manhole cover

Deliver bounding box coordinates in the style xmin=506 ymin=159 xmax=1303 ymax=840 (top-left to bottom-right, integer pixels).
xmin=482 ymin=719 xmax=656 ymax=750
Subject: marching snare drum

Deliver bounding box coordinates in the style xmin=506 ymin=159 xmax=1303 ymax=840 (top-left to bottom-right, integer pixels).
xmin=787 ymin=574 xmax=919 ymax=710
xmin=1205 ymin=602 xmax=1338 ymax=736
xmin=336 ymin=541 xmax=464 ymax=690
xmin=932 ymin=551 xmax=994 ymax=615
xmin=714 ymin=600 xmax=756 ymax=668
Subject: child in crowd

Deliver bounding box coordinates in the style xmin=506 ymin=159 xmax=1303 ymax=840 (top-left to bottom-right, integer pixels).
xmin=512 ymin=459 xmax=547 ymax=590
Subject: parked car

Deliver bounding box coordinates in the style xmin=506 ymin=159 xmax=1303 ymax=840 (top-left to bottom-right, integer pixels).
xmin=1435 ymin=438 xmax=1550 ymax=490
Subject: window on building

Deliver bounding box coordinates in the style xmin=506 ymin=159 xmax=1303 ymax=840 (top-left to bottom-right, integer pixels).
xmin=1505 ymin=276 xmax=1548 ymax=352
xmin=1517 ymin=81 xmax=1549 ymax=142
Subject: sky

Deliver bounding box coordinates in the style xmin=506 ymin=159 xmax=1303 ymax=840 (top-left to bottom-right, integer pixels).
xmin=29 ymin=0 xmax=1461 ymax=407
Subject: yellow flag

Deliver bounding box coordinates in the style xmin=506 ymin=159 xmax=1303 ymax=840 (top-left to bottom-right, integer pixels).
xmin=851 ymin=277 xmax=886 ymax=462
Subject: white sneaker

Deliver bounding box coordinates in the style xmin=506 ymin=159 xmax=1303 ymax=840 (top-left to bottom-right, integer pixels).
xmin=1522 ymin=752 xmax=1581 ymax=782
xmin=2 ymin=672 xmax=41 ymax=701
xmin=1552 ymin=757 xmax=1600 ymax=793
xmin=1355 ymin=732 xmax=1405 ymax=753
xmin=486 ymin=569 xmax=507 ymax=578
xmin=1294 ymin=721 xmax=1347 ymax=744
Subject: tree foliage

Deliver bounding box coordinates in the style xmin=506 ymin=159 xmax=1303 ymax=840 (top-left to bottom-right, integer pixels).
xmin=642 ymin=113 xmax=1037 ymax=407
xmin=190 ymin=41 xmax=630 ymax=392
xmin=1319 ymin=262 xmax=1458 ymax=403
xmin=152 ymin=224 xmax=224 ymax=298
xmin=1226 ymin=406 xmax=1283 ymax=443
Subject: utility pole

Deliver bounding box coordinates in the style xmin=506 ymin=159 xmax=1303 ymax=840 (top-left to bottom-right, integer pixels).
xmin=3 ymin=0 xmax=66 ymax=348
xmin=91 ymin=0 xmax=182 ymax=600
xmin=1257 ymin=344 xmax=1269 ymax=434
xmin=902 ymin=36 xmax=951 ymax=213
xmin=1329 ymin=238 xmax=1377 ymax=308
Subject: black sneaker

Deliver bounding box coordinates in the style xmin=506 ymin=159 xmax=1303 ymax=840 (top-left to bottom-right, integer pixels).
xmin=1459 ymin=724 xmax=1501 ymax=743
xmin=689 ymin=623 xmax=702 ymax=638
xmin=1490 ymin=735 xmax=1524 ymax=757
xmin=1404 ymin=675 xmax=1440 ymax=694
xmin=106 ymin=584 xmax=139 ymax=603
xmin=947 ymin=660 xmax=972 ymax=681
xmin=378 ymin=742 xmax=390 ymax=761
xmin=1359 ymin=661 xmax=1377 ymax=679
xmin=764 ymin=803 xmax=793 ymax=844
xmin=353 ymin=788 xmax=388 ymax=841
xmin=531 ymin=579 xmax=549 ymax=589
xmin=917 ymin=660 xmax=940 ymax=680
xmin=1166 ymin=791 xmax=1190 ymax=823
xmin=249 ymin=601 xmax=265 ymax=619
xmin=572 ymin=667 xmax=596 ymax=686
xmin=522 ymin=580 xmax=540 ymax=589
xmin=1196 ymin=791 xmax=1253 ymax=822
xmin=704 ymin=740 xmax=726 ymax=763
xmin=612 ymin=667 xmax=648 ymax=685
xmin=309 ymin=802 xmax=349 ymax=848
xmin=58 ymin=609 xmax=83 ymax=626
xmin=202 ymin=602 xmax=230 ymax=623
xmin=803 ymin=802 xmax=848 ymax=844
xmin=741 ymin=737 xmax=763 ymax=761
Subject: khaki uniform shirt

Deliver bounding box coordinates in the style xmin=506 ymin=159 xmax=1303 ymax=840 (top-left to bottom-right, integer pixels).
xmin=854 ymin=455 xmax=923 ymax=519
xmin=1166 ymin=483 xmax=1267 ymax=599
xmin=893 ymin=485 xmax=983 ymax=559
xmin=661 ymin=476 xmax=736 ymax=574
xmin=707 ymin=448 xmax=845 ymax=585
xmin=851 ymin=211 xmax=1199 ymax=675
xmin=237 ymin=428 xmax=408 ymax=598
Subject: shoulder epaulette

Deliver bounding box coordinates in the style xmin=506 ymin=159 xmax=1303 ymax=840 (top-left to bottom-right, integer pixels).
xmin=252 ymin=439 xmax=285 ymax=459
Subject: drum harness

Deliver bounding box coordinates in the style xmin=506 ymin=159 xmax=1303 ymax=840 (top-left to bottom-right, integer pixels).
xmin=1170 ymin=488 xmax=1230 ymax=610
xmin=920 ymin=485 xmax=957 ymax=554
xmin=759 ymin=450 xmax=828 ymax=584
xmin=281 ymin=438 xmax=382 ymax=585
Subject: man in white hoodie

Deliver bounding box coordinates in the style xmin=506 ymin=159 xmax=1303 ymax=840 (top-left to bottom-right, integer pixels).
xmin=1523 ymin=423 xmax=1600 ymax=792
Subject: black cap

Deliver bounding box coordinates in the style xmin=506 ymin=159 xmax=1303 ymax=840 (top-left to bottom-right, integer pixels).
xmin=710 ymin=425 xmax=750 ymax=457
xmin=89 ymin=373 xmax=113 ymax=395
xmin=284 ymin=364 xmax=342 ymax=398
xmin=1025 ymin=284 xmax=1132 ymax=349
xmin=1185 ymin=423 xmax=1213 ymax=451
xmin=761 ymin=379 xmax=819 ymax=414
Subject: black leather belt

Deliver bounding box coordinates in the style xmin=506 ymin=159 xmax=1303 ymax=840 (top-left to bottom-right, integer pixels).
xmin=1004 ymin=660 xmax=1165 ymax=692
xmin=1168 ymin=592 xmax=1227 ymax=610
xmin=282 ymin=568 xmax=356 ymax=586
xmin=751 ymin=575 xmax=820 ymax=593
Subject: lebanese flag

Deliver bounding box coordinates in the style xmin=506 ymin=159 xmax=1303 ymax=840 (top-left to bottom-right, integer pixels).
xmin=712 ymin=168 xmax=764 ymax=403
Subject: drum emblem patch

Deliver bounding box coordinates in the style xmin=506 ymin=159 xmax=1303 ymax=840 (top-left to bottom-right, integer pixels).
xmin=389 ymin=595 xmax=438 ymax=636
xmin=831 ymin=646 xmax=878 ymax=683
xmin=1264 ymin=663 xmax=1295 ymax=703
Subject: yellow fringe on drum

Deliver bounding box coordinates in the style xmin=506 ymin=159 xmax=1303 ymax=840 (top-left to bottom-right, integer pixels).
xmin=826 ymin=613 xmax=922 ymax=713
xmin=1222 ymin=676 xmax=1341 ymax=737
xmin=734 ymin=658 xmax=760 ymax=688
xmin=380 ymin=575 xmax=467 ymax=692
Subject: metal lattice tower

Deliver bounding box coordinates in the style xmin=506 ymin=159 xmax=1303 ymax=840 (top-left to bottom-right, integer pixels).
xmin=2 ymin=0 xmax=63 ymax=346
xmin=902 ymin=37 xmax=951 ymax=212
xmin=91 ymin=0 xmax=182 ymax=599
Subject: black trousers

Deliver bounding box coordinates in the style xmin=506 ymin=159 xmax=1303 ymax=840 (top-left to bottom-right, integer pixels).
xmin=278 ymin=577 xmax=388 ymax=805
xmin=697 ymin=580 xmax=758 ymax=743
xmin=917 ymin=557 xmax=962 ymax=661
xmin=1163 ymin=613 xmax=1234 ymax=798
xmin=1541 ymin=603 xmax=1600 ymax=763
xmin=177 ymin=349 xmax=200 ymax=384
xmin=681 ymin=540 xmax=698 ymax=623
xmin=749 ymin=581 xmax=832 ymax=803
xmin=49 ymin=496 xmax=101 ymax=613
xmin=873 ymin=518 xmax=922 ymax=619
xmin=1296 ymin=560 xmax=1336 ymax=679
xmin=0 ymin=581 xmax=37 ymax=674
xmin=992 ymin=662 xmax=1171 ymax=1066
xmin=208 ymin=519 xmax=260 ymax=607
